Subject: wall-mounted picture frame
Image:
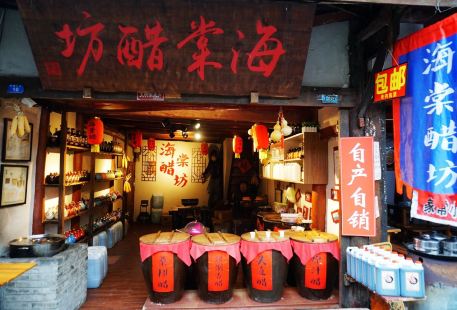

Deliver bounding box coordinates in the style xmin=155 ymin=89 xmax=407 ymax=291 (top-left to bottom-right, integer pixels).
xmin=331 ymin=209 xmax=340 ymax=224
xmin=0 ymin=164 xmax=29 ymax=208
xmin=2 ymin=118 xmax=33 ymax=162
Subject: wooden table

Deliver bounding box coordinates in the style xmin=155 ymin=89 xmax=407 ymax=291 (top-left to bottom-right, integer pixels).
xmin=0 ymin=262 xmax=37 ymax=286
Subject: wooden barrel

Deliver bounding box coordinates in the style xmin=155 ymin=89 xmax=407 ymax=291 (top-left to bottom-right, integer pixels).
xmin=289 ymin=231 xmax=339 ymax=300
xmin=192 ymin=233 xmax=240 ymax=304
xmin=140 ymin=232 xmax=190 ymax=304
xmin=241 ymin=231 xmax=289 ymax=303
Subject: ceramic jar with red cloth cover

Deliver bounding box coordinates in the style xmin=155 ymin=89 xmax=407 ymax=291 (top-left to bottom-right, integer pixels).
xmin=288 ymin=230 xmax=340 ymax=300
xmin=240 ymin=231 xmax=292 ymax=303
xmin=139 ymin=232 xmax=191 ymax=304
xmin=190 ymin=233 xmax=241 ymax=304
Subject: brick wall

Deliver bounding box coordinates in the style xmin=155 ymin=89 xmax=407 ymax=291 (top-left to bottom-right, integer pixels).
xmin=0 ymin=244 xmax=87 ymax=310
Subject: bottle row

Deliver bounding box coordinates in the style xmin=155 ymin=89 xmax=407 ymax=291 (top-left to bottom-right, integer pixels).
xmin=347 ymin=245 xmax=425 ymax=298
xmin=45 ymin=171 xmax=90 ymax=185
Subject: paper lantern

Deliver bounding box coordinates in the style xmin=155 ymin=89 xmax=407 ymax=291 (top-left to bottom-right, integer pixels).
xmin=86 ymin=117 xmax=104 ymax=152
xmin=131 ymin=131 xmax=143 ymax=153
xmin=233 ymin=135 xmax=243 ymax=158
xmin=147 ymin=137 xmax=156 ymax=151
xmin=253 ymin=124 xmax=269 ymax=150
xmin=201 ymin=142 xmax=209 ymax=156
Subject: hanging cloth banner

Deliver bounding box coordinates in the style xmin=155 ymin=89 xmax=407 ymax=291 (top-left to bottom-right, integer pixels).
xmin=393 ymin=13 xmax=457 ymax=226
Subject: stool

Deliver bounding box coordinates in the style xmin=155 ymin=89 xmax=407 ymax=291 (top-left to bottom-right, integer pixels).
xmin=137 ymin=200 xmax=150 ymax=224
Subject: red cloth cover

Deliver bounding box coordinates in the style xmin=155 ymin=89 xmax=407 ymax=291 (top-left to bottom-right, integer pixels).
xmin=290 ymin=240 xmax=340 ymax=265
xmin=240 ymin=239 xmax=293 ymax=264
xmin=139 ymin=239 xmax=192 ymax=266
xmin=190 ymin=242 xmax=241 ymax=264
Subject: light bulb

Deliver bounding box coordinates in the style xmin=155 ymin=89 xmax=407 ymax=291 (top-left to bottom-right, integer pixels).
xmin=195 ymin=132 xmax=202 ymax=140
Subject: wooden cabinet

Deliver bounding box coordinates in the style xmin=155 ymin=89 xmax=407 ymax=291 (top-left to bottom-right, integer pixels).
xmin=261 ymin=132 xmax=327 ymax=184
xmin=42 ymin=111 xmax=125 ymax=242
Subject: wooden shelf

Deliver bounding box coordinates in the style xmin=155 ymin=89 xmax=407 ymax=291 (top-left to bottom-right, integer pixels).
xmin=283 ymin=158 xmax=303 ymax=162
xmin=261 ymin=176 xmax=304 ymax=184
xmin=96 ymin=152 xmax=123 ymax=157
xmin=284 ymin=132 xmax=304 ymax=143
xmin=46 ymin=145 xmax=90 ymax=153
xmin=92 ymin=219 xmax=120 ymax=236
xmin=64 ymin=209 xmax=89 ymax=221
xmin=95 ymin=177 xmax=124 ymax=182
xmin=42 ymin=219 xmax=58 ymax=224
xmin=44 ymin=181 xmax=89 ymax=187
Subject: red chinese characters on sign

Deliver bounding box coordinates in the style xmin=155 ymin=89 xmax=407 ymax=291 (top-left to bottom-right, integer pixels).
xmin=304 ymin=253 xmax=327 ymax=289
xmin=55 ymin=11 xmax=104 ymax=76
xmin=207 ymin=251 xmax=229 ymax=292
xmin=152 ymin=251 xmax=174 ymax=293
xmin=177 ymin=16 xmax=224 ymax=80
xmin=174 ymin=173 xmax=188 ymax=187
xmin=251 ymin=250 xmax=272 ymax=291
xmin=160 ymin=142 xmax=175 ymax=158
xmin=160 ymin=160 xmax=175 ymax=176
xmin=374 ymin=63 xmax=408 ymax=102
xmin=54 ymin=14 xmax=287 ymax=80
xmin=340 ymin=137 xmax=376 ymax=236
xmin=177 ymin=153 xmax=189 ymax=167
xmin=247 ymin=21 xmax=286 ymax=77
xmin=117 ymin=21 xmax=168 ymax=70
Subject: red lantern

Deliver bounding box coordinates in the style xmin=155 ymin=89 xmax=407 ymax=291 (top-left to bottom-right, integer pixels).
xmin=233 ymin=135 xmax=243 ymax=158
xmin=147 ymin=137 xmax=156 ymax=151
xmin=131 ymin=131 xmax=143 ymax=153
xmin=253 ymin=124 xmax=269 ymax=151
xmin=86 ymin=117 xmax=104 ymax=152
xmin=201 ymin=142 xmax=209 ymax=156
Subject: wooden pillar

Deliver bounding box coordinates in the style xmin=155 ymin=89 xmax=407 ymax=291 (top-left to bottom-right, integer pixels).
xmin=32 ymin=106 xmax=50 ymax=234
xmin=57 ymin=112 xmax=67 ymax=234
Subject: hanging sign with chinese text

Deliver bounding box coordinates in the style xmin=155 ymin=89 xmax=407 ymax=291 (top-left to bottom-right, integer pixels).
xmin=340 ymin=137 xmax=376 ymax=237
xmin=374 ymin=63 xmax=408 ymax=102
xmin=16 ymin=0 xmax=315 ymax=98
xmin=393 ymin=13 xmax=457 ymax=227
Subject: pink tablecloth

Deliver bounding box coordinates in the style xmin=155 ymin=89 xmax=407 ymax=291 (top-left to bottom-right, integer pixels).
xmin=140 ymin=240 xmax=192 ymax=266
xmin=290 ymin=240 xmax=340 ymax=265
xmin=240 ymin=239 xmax=293 ymax=264
xmin=190 ymin=242 xmax=241 ymax=264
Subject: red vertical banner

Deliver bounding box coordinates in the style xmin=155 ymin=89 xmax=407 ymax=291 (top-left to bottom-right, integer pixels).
xmin=208 ymin=250 xmax=230 ymax=291
xmin=340 ymin=137 xmax=376 ymax=236
xmin=305 ymin=252 xmax=327 ymax=289
xmin=152 ymin=251 xmax=174 ymax=292
xmin=251 ymin=250 xmax=273 ymax=290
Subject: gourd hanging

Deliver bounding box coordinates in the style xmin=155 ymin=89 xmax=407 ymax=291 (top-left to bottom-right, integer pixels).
xmin=233 ymin=135 xmax=243 ymax=158
xmin=86 ymin=117 xmax=104 ymax=152
xmin=147 ymin=137 xmax=156 ymax=151
xmin=201 ymin=142 xmax=209 ymax=156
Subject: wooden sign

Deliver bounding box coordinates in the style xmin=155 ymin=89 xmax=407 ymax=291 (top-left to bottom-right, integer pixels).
xmin=374 ymin=63 xmax=408 ymax=102
xmin=16 ymin=0 xmax=315 ymax=98
xmin=340 ymin=137 xmax=376 ymax=237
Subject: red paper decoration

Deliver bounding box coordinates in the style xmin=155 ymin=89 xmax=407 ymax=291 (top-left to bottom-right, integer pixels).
xmin=233 ymin=135 xmax=243 ymax=158
xmin=253 ymin=124 xmax=269 ymax=150
xmin=86 ymin=117 xmax=104 ymax=152
xmin=201 ymin=142 xmax=209 ymax=156
xmin=148 ymin=137 xmax=156 ymax=151
xmin=131 ymin=130 xmax=143 ymax=153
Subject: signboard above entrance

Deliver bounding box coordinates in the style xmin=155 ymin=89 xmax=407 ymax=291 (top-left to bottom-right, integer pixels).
xmin=16 ymin=0 xmax=315 ymax=98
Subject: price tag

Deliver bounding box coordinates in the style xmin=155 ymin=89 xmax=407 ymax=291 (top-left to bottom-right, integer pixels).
xmin=152 ymin=252 xmax=174 ymax=292
xmin=251 ymin=250 xmax=272 ymax=290
xmin=208 ymin=251 xmax=229 ymax=291
xmin=305 ymin=252 xmax=327 ymax=289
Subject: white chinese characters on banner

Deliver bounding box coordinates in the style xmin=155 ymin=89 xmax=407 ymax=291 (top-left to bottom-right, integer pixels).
xmin=423 ymin=41 xmax=455 ymax=75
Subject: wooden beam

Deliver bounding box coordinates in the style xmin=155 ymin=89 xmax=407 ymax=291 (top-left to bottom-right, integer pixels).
xmin=32 ymin=106 xmax=49 ymax=234
xmin=0 ymin=78 xmax=357 ymax=108
xmin=324 ymin=0 xmax=455 ymax=7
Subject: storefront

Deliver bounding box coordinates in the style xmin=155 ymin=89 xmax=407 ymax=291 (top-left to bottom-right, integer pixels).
xmin=0 ymin=1 xmax=456 ymax=309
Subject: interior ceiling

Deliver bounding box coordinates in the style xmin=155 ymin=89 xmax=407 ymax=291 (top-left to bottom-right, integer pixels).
xmin=38 ymin=98 xmax=318 ymax=142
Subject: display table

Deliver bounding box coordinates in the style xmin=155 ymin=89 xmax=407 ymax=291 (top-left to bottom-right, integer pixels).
xmin=0 ymin=262 xmax=36 ymax=286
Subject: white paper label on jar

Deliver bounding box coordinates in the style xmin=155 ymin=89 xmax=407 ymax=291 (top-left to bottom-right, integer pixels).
xmin=381 ymin=270 xmax=396 ymax=290
xmin=405 ymin=271 xmax=420 ymax=292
